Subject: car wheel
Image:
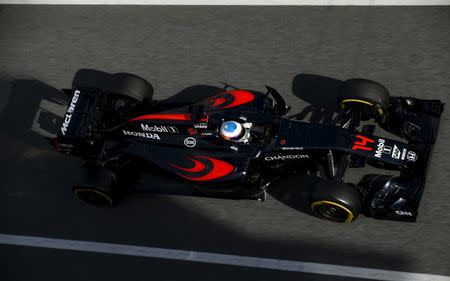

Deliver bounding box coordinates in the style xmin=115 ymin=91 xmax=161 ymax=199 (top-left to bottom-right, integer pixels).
xmin=72 ymin=69 xmax=153 ymax=103
xmin=72 ymin=166 xmax=120 ymax=207
xmin=110 ymin=72 xmax=153 ymax=103
xmin=310 ymin=180 xmax=362 ymax=223
xmin=337 ymin=78 xmax=390 ymax=120
xmin=72 ymin=68 xmax=112 ymax=91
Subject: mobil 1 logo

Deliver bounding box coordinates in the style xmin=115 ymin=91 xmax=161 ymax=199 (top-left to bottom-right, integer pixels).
xmin=374 ymin=138 xmax=393 ymax=158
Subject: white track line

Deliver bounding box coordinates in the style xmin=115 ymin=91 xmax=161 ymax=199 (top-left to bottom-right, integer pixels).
xmin=1 ymin=234 xmax=449 ymax=281
xmin=0 ymin=0 xmax=449 ymax=5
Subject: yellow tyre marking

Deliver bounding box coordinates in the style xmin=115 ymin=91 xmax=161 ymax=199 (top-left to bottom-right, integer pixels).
xmin=340 ymin=99 xmax=374 ymax=106
xmin=311 ymin=200 xmax=354 ymax=223
xmin=74 ymin=188 xmax=113 ymax=206
xmin=340 ymin=99 xmax=384 ymax=115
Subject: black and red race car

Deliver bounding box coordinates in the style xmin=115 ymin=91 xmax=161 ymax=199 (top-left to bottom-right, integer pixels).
xmin=52 ymin=69 xmax=444 ymax=223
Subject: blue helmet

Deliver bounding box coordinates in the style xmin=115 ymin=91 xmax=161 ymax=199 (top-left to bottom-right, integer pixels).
xmin=220 ymin=121 xmax=244 ymax=140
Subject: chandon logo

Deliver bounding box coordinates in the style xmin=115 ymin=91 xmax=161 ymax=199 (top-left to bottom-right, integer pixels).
xmin=60 ymin=90 xmax=80 ymax=135
xmin=264 ymin=154 xmax=309 ymax=161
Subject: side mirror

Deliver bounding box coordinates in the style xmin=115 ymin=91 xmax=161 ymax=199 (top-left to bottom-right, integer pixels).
xmin=265 ymin=86 xmax=290 ymax=116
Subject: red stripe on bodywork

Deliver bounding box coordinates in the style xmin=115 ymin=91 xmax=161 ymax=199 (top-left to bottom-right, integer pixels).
xmin=169 ymin=158 xmax=206 ymax=173
xmin=212 ymin=90 xmax=255 ymax=109
xmin=130 ymin=113 xmax=192 ymax=122
xmin=170 ymin=156 xmax=234 ymax=182
xmin=211 ymin=97 xmax=227 ymax=107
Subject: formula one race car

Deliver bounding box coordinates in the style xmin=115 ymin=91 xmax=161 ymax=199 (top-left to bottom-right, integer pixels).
xmin=52 ymin=69 xmax=444 ymax=223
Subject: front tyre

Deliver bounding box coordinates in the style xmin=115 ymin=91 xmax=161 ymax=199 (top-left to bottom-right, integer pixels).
xmin=310 ymin=180 xmax=362 ymax=223
xmin=337 ymin=78 xmax=390 ymax=121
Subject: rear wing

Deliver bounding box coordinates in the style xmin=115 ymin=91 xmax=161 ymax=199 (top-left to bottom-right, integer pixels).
xmin=52 ymin=88 xmax=101 ymax=155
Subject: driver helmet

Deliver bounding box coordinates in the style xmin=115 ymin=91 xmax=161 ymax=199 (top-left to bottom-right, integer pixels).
xmin=220 ymin=121 xmax=244 ymax=140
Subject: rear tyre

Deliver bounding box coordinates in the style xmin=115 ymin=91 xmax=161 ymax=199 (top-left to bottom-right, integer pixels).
xmin=310 ymin=180 xmax=362 ymax=223
xmin=337 ymin=78 xmax=390 ymax=120
xmin=72 ymin=166 xmax=120 ymax=207
xmin=110 ymin=72 xmax=153 ymax=103
xmin=72 ymin=68 xmax=112 ymax=90
xmin=72 ymin=69 xmax=153 ymax=103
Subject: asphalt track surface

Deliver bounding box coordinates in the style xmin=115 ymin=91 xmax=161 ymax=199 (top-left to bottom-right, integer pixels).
xmin=0 ymin=5 xmax=449 ymax=281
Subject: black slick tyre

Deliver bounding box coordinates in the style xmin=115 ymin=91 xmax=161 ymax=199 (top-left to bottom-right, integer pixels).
xmin=338 ymin=78 xmax=390 ymax=120
xmin=110 ymin=72 xmax=153 ymax=102
xmin=72 ymin=68 xmax=112 ymax=91
xmin=72 ymin=69 xmax=153 ymax=103
xmin=72 ymin=166 xmax=119 ymax=207
xmin=310 ymin=180 xmax=362 ymax=223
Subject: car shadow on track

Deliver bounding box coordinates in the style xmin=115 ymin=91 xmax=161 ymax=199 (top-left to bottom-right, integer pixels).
xmin=268 ymin=73 xmax=344 ymax=215
xmin=0 ymin=78 xmax=224 ymax=197
xmin=291 ymin=73 xmax=342 ymax=112
xmin=287 ymin=73 xmax=343 ymax=125
xmin=268 ymin=175 xmax=321 ymax=217
xmin=0 ymin=79 xmax=68 ymax=140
